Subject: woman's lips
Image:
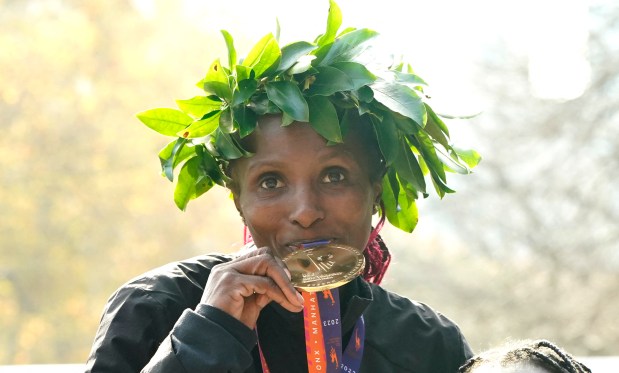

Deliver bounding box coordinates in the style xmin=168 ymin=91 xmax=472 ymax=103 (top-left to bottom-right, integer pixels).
xmin=285 ymin=238 xmax=335 ymax=252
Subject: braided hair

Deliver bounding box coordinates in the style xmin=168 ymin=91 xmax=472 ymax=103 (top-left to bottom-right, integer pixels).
xmin=458 ymin=339 xmax=591 ymax=373
xmin=362 ymin=203 xmax=391 ymax=285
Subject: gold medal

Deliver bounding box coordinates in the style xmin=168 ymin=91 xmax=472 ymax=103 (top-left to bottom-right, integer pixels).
xmin=282 ymin=243 xmax=365 ymax=292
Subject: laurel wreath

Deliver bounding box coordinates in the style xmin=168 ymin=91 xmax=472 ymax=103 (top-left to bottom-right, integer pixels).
xmin=137 ymin=0 xmax=481 ymax=232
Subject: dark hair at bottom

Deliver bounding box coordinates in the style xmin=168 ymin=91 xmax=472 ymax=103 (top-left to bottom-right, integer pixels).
xmin=458 ymin=339 xmax=591 ymax=373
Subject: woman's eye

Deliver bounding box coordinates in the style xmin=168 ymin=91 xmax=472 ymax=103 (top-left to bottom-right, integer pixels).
xmin=259 ymin=176 xmax=283 ymax=189
xmin=322 ymin=170 xmax=345 ymax=183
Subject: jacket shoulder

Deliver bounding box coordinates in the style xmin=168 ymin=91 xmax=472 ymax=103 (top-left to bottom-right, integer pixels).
xmin=86 ymin=254 xmax=233 ymax=372
xmin=363 ymin=284 xmax=472 ymax=372
xmin=112 ymin=253 xmax=232 ymax=308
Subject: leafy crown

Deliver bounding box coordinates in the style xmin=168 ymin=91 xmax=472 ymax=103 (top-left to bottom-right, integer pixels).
xmin=137 ymin=0 xmax=481 ymax=232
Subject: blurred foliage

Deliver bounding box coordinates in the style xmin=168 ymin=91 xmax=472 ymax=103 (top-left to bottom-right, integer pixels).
xmin=0 ymin=0 xmax=244 ymax=364
xmin=383 ymin=0 xmax=619 ymax=357
xmin=0 ymin=0 xmax=617 ymax=365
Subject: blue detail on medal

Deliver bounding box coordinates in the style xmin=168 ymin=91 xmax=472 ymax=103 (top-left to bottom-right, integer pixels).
xmin=298 ymin=239 xmax=331 ymax=249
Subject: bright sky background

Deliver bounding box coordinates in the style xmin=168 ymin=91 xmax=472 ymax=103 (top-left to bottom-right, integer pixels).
xmin=132 ymin=0 xmax=592 ymax=105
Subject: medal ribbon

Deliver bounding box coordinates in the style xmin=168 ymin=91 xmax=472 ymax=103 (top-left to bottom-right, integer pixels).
xmin=258 ymin=288 xmax=365 ymax=373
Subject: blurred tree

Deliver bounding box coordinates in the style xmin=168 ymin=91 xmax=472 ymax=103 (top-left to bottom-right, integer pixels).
xmin=385 ymin=0 xmax=618 ymax=356
xmin=0 ymin=0 xmax=242 ymax=363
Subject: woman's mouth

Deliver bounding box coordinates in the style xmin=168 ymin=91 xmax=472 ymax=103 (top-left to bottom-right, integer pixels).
xmin=285 ymin=238 xmax=335 ymax=251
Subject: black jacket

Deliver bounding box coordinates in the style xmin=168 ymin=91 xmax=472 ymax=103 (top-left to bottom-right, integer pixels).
xmin=86 ymin=254 xmax=473 ymax=372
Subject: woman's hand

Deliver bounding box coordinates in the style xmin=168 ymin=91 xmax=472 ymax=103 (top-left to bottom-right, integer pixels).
xmin=200 ymin=246 xmax=304 ymax=329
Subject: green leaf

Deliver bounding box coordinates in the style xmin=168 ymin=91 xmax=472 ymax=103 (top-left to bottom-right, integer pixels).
xmin=393 ymin=71 xmax=428 ymax=87
xmin=337 ymin=26 xmax=356 ymax=37
xmin=174 ymin=156 xmax=214 ymax=211
xmin=265 ymin=81 xmax=309 ymax=122
xmin=356 ymin=86 xmax=373 ymax=103
xmin=434 ymin=147 xmax=471 ymax=175
xmin=242 ymin=33 xmax=281 ymax=78
xmin=339 ymin=109 xmax=354 ymax=138
xmin=394 ymin=190 xmax=419 ymax=233
xmin=281 ymin=112 xmax=295 ymax=126
xmin=278 ymin=41 xmax=318 ymax=73
xmin=204 ymin=59 xmax=228 ymax=84
xmin=307 ymin=95 xmax=342 ymax=143
xmin=430 ymin=172 xmax=455 ymax=198
xmin=370 ymin=80 xmax=427 ymax=127
xmin=221 ymin=30 xmax=237 ymax=72
xmin=176 ymin=96 xmax=221 ymax=118
xmin=332 ymin=62 xmax=376 ymax=90
xmin=425 ymin=103 xmax=450 ymax=137
xmin=381 ymin=174 xmax=397 ymax=220
xmin=386 ymin=169 xmax=400 ymax=204
xmin=409 ymin=131 xmax=454 ymax=197
xmin=314 ymin=28 xmax=379 ymax=66
xmin=424 ymin=110 xmax=450 ymax=149
xmin=392 ymin=113 xmax=419 ymax=135
xmin=214 ymin=128 xmax=245 ymax=159
xmin=233 ymin=105 xmax=258 ymax=138
xmin=371 ymin=114 xmax=399 ymax=166
xmin=393 ymin=138 xmax=426 ymax=195
xmin=198 ymin=59 xmax=232 ymax=101
xmin=159 ymin=138 xmax=194 ymax=181
xmin=232 ymin=79 xmax=258 ymax=106
xmin=288 ymin=55 xmax=317 ymax=75
xmin=306 ymin=66 xmax=353 ymax=96
xmin=137 ymin=108 xmax=193 ymax=136
xmin=235 ymin=65 xmax=252 ymax=81
xmin=417 ymin=153 xmax=430 ymax=175
xmin=382 ymin=174 xmax=418 ymax=233
xmin=454 ymin=147 xmax=482 ymax=168
xmin=248 ymin=93 xmax=280 ymax=115
xmin=411 ymin=130 xmax=446 ymax=182
xmin=436 ymin=111 xmax=482 ymax=120
xmin=196 ymin=145 xmax=227 ymax=186
xmin=315 ymin=0 xmax=342 ymax=47
xmin=219 ymin=107 xmax=234 ymax=133
xmin=176 ymin=110 xmax=221 ymax=138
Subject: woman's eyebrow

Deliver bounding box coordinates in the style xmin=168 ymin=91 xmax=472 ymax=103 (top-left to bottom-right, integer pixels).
xmin=244 ymin=158 xmax=288 ymax=174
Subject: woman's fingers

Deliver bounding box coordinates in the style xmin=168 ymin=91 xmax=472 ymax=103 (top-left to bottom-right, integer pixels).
xmin=261 ymin=255 xmax=305 ymax=309
xmin=201 ymin=247 xmax=304 ymax=326
xmin=231 ymin=248 xmax=300 ymax=298
xmin=233 ymin=272 xmax=303 ymax=312
xmin=232 ymin=250 xmax=303 ymax=307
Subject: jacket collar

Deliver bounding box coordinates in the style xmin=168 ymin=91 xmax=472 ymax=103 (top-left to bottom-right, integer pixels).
xmin=340 ymin=276 xmax=373 ymax=333
xmin=265 ymin=276 xmax=373 ymax=333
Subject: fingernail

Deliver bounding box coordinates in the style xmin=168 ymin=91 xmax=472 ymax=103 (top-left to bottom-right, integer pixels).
xmin=296 ymin=292 xmax=304 ymax=307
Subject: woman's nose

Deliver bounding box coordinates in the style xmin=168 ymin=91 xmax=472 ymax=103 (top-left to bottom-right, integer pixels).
xmin=289 ymin=186 xmax=325 ymax=228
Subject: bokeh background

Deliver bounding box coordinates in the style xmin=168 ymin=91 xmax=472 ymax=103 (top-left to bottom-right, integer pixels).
xmin=1 ymin=0 xmax=617 ymax=364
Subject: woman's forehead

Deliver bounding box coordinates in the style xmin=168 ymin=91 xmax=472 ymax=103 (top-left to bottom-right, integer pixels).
xmin=228 ymin=117 xmax=374 ymax=180
xmin=249 ymin=115 xmax=365 ymax=155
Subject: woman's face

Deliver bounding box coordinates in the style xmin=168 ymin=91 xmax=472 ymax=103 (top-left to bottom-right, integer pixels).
xmin=230 ymin=115 xmax=382 ymax=257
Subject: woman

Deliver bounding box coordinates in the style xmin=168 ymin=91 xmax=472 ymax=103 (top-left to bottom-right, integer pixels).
xmin=87 ymin=2 xmax=479 ymax=371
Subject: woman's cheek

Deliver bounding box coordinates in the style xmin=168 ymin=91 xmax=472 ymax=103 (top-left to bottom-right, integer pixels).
xmin=243 ymin=203 xmax=279 ymax=242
